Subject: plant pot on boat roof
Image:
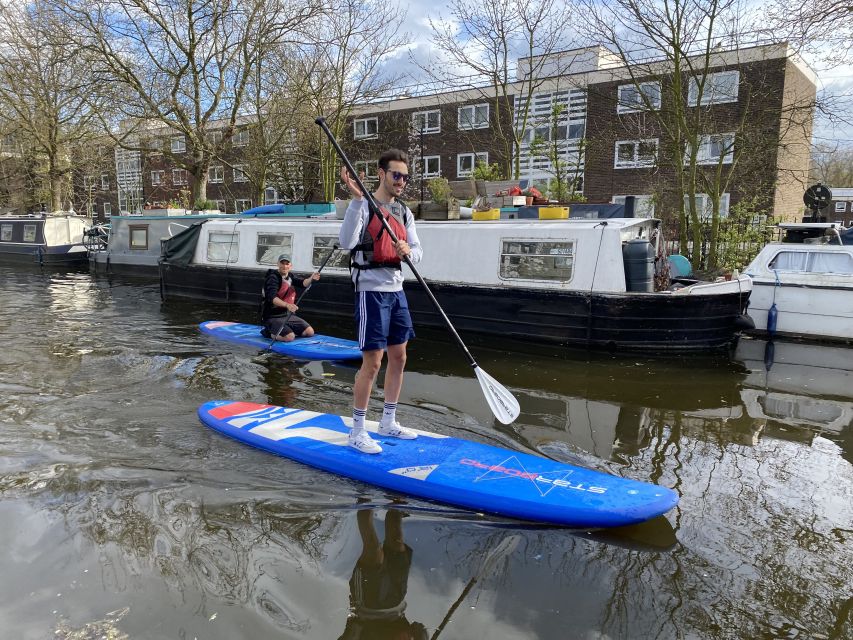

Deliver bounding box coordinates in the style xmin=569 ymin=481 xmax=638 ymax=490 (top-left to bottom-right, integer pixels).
xmin=420 ymin=177 xmax=460 ymax=220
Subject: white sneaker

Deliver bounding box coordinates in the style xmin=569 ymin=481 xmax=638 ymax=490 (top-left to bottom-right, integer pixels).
xmin=348 ymin=431 xmax=382 ymax=454
xmin=378 ymin=421 xmax=418 ymax=440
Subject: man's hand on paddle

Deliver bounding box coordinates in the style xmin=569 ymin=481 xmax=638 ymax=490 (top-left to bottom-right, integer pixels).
xmin=394 ymin=239 xmax=411 ymax=259
xmin=340 ymin=166 xmax=363 ymax=199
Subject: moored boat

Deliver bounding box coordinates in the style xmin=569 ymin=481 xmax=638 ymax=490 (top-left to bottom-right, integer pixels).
xmin=89 ymin=204 xmax=336 ymax=275
xmin=0 ymin=212 xmax=91 ymax=265
xmin=159 ymin=216 xmax=753 ymax=351
xmin=743 ymin=223 xmax=853 ymax=343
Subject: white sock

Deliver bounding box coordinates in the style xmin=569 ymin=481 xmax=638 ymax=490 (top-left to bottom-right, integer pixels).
xmin=381 ymin=402 xmax=397 ymax=425
xmin=351 ymin=407 xmax=367 ymax=436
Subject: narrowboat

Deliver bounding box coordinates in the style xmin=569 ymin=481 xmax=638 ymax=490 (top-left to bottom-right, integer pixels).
xmin=0 ymin=212 xmax=90 ymax=265
xmin=159 ymin=216 xmax=753 ymax=351
xmin=89 ymin=204 xmax=336 ymax=275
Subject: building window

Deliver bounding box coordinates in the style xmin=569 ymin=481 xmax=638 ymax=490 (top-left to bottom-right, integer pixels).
xmin=412 ymin=110 xmax=441 ymax=134
xmin=688 ymin=70 xmax=739 ymax=106
xmin=612 ymin=195 xmax=655 ymax=218
xmin=83 ymin=175 xmax=94 ymax=188
xmin=256 ymin=233 xmax=292 ymax=264
xmin=129 ymin=225 xmax=148 ymax=250
xmin=207 ymin=231 xmax=239 ymax=263
xmin=151 ymin=170 xmax=164 ymax=185
xmin=354 ymin=117 xmax=378 ymax=140
xmin=209 ymin=165 xmax=224 ymax=183
xmin=835 ymin=201 xmax=847 ymax=212
xmin=614 ymin=139 xmax=658 ymax=168
xmin=685 ymin=193 xmax=731 ymax=220
xmin=457 ymin=152 xmax=488 ymax=177
xmin=101 ymin=174 xmax=110 ymax=190
xmin=312 ymin=235 xmax=349 ymax=269
xmin=233 ymin=165 xmax=248 ymax=182
xmin=355 ymin=160 xmax=378 ymax=182
xmin=103 ymin=202 xmax=112 ymax=217
xmin=215 ymin=199 xmax=227 ymax=213
xmin=23 ymin=224 xmax=37 ymax=242
xmin=617 ymin=82 xmax=661 ymax=113
xmin=171 ymin=136 xmax=186 ymax=153
xmin=235 ymin=198 xmax=252 ymax=212
xmin=500 ymin=240 xmax=574 ymax=282
xmin=1 ymin=224 xmax=11 ymax=241
xmin=172 ymin=168 xmax=188 ymax=185
xmin=421 ymin=155 xmax=441 ymax=178
xmin=458 ymin=104 xmax=489 ymax=130
xmin=233 ymin=129 xmax=249 ymax=146
xmin=691 ymin=133 xmax=735 ymax=165
xmin=208 ymin=130 xmax=223 ymax=145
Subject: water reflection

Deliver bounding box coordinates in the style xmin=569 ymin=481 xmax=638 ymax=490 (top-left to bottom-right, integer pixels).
xmin=339 ymin=508 xmax=428 ymax=640
xmin=2 ymin=268 xmax=852 ymax=639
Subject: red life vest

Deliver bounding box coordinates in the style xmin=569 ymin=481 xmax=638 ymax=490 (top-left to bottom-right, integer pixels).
xmin=276 ymin=277 xmax=296 ymax=304
xmin=353 ymin=205 xmax=408 ymax=270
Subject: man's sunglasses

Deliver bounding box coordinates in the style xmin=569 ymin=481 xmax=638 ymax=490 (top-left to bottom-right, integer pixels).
xmin=388 ymin=170 xmax=411 ymax=184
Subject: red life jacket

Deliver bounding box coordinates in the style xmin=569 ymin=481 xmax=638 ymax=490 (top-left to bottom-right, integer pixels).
xmin=352 ymin=205 xmax=408 ymax=270
xmin=276 ymin=277 xmax=296 ymax=304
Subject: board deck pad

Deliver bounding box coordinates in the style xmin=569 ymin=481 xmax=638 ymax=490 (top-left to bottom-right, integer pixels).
xmin=198 ymin=400 xmax=679 ymax=527
xmin=200 ymin=321 xmax=361 ymax=361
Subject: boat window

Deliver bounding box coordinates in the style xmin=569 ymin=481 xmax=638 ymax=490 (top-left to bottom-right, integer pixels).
xmin=129 ymin=225 xmax=149 ymax=250
xmin=500 ymin=240 xmax=574 ymax=281
xmin=256 ymin=233 xmax=292 ymax=264
xmin=23 ymin=224 xmax=37 ymax=242
xmin=770 ymin=250 xmax=853 ymax=274
xmin=1 ymin=224 xmax=11 ymax=241
xmin=312 ymin=235 xmax=349 ymax=269
xmin=207 ymin=231 xmax=239 ymax=263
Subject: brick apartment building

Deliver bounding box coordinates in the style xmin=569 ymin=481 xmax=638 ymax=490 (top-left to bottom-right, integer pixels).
xmin=66 ymin=42 xmax=815 ymax=225
xmin=344 ymin=42 xmax=816 ymax=222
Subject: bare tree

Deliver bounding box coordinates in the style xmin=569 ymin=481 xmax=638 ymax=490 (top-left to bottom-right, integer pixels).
xmin=58 ymin=0 xmax=324 ymax=206
xmin=298 ymin=0 xmax=408 ymax=201
xmin=765 ymin=0 xmax=853 ymax=68
xmin=423 ymin=0 xmax=574 ymax=180
xmin=0 ymin=0 xmax=108 ymax=212
xmin=810 ymin=143 xmax=853 ymax=186
xmin=575 ymin=0 xmax=815 ymax=270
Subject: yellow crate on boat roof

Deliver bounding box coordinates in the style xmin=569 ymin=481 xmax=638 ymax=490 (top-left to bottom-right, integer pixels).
xmin=539 ymin=206 xmax=569 ymax=219
xmin=472 ymin=208 xmax=500 ymax=220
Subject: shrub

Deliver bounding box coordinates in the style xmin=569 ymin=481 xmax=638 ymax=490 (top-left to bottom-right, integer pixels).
xmin=427 ymin=177 xmax=452 ymax=204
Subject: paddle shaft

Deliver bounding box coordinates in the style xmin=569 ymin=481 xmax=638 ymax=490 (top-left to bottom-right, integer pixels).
xmin=315 ymin=116 xmax=478 ymax=369
xmin=270 ymin=243 xmax=339 ymax=344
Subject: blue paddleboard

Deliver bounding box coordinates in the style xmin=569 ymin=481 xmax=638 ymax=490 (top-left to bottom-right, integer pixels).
xmin=199 ymin=321 xmax=361 ymax=361
xmin=198 ymin=400 xmax=679 ymax=527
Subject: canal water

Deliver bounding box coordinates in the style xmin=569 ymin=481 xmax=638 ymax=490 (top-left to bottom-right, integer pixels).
xmin=1 ymin=265 xmax=851 ymax=640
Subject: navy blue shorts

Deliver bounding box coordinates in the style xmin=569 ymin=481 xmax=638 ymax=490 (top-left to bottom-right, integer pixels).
xmin=355 ymin=290 xmax=415 ymax=351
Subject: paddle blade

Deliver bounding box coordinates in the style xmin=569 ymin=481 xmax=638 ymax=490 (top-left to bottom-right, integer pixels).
xmin=474 ymin=365 xmax=520 ymax=425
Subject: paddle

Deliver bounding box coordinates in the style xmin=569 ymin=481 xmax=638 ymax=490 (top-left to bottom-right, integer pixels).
xmin=267 ymin=243 xmax=339 ymax=349
xmin=315 ymin=116 xmax=520 ymax=425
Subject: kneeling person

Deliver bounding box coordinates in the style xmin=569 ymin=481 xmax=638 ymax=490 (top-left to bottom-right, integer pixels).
xmin=262 ymin=254 xmax=320 ymax=342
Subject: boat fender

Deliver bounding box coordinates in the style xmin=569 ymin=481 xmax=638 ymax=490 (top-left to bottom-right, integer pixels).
xmin=733 ymin=314 xmax=755 ymax=331
xmin=767 ymin=303 xmax=778 ymax=337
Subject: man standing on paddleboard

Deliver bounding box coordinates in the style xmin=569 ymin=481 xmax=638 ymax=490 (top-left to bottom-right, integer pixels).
xmin=339 ymin=149 xmax=422 ymax=454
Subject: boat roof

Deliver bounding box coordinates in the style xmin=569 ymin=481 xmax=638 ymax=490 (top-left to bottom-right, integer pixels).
xmin=778 ymin=222 xmax=848 ymax=230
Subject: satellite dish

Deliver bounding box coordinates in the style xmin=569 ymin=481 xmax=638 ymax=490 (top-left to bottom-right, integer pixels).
xmin=803 ymin=183 xmax=832 ymax=211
